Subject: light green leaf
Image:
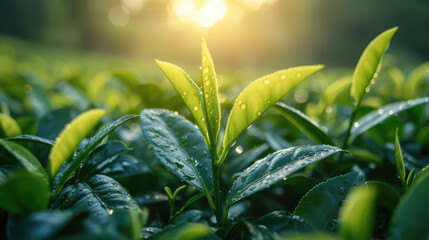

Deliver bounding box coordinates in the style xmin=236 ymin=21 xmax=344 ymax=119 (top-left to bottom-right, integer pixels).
xmin=222 ymin=65 xmax=324 ymax=161
xmin=405 ymin=61 xmax=429 ymax=99
xmin=273 ymin=103 xmax=334 ymax=145
xmin=155 ymin=60 xmax=209 ymax=146
xmin=0 ymin=140 xmax=48 ymax=183
xmin=350 ymin=27 xmax=397 ymax=106
xmin=53 ymin=114 xmax=138 ymax=197
xmin=391 ymin=172 xmax=429 ymax=239
xmin=0 ymin=171 xmax=50 ymax=213
xmin=394 ymin=129 xmax=405 ymax=185
xmin=201 ymin=38 xmax=221 ymax=147
xmin=48 ymin=109 xmax=106 ymax=178
xmin=339 ymin=186 xmax=377 ymax=240
xmin=140 ymin=109 xmax=213 ymax=193
xmin=0 ymin=113 xmax=22 ymax=138
xmin=294 ymin=172 xmax=365 ymax=230
xmin=151 ymin=223 xmax=211 ymax=240
xmin=350 ymin=97 xmax=429 ymax=141
xmin=226 ymin=145 xmax=343 ymax=206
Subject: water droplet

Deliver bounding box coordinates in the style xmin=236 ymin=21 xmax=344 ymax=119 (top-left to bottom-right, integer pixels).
xmin=65 ymin=124 xmax=71 ymax=130
xmin=193 ymin=106 xmax=199 ymax=111
xmin=183 ymin=91 xmax=187 ymax=96
xmin=353 ymin=122 xmax=360 ymax=128
xmin=296 ymin=73 xmax=302 ymax=78
xmin=283 ymin=177 xmax=287 ymax=181
xmin=203 ymin=67 xmax=209 ymax=74
xmin=55 ymin=137 xmax=60 ymax=143
xmin=373 ymin=72 xmax=379 ymax=78
xmin=205 ymin=81 xmax=210 ymax=86
xmin=365 ymin=87 xmax=370 ymax=93
xmin=337 ymin=187 xmax=345 ymax=195
xmin=235 ymin=146 xmax=243 ymax=154
xmin=370 ymin=79 xmax=376 ymax=85
xmin=325 ymin=106 xmax=333 ymax=113
xmin=378 ymin=109 xmax=384 ymax=114
xmin=266 ymin=100 xmax=271 ymax=104
xmin=237 ymin=100 xmax=242 ymax=105
xmin=199 ymin=66 xmax=202 ymax=70
xmin=389 ymin=110 xmax=394 ymax=115
xmin=202 ymin=55 xmax=207 ymax=62
xmin=257 ymin=111 xmax=262 ymax=116
xmin=108 ymin=209 xmax=114 ymax=215
xmin=240 ymin=103 xmax=247 ymax=109
xmin=263 ymin=79 xmax=271 ymax=85
xmin=280 ymin=75 xmax=286 ymax=80
xmin=425 ymin=97 xmax=429 ymax=102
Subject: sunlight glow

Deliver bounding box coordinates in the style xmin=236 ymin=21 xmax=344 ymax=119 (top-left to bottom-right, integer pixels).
xmin=173 ymin=0 xmax=227 ymax=28
xmin=174 ymin=0 xmax=197 ymax=22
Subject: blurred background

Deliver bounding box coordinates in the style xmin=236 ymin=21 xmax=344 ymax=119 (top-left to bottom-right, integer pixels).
xmin=0 ymin=0 xmax=428 ymax=71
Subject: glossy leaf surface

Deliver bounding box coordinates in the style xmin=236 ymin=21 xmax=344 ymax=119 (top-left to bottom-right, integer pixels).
xmin=48 ymin=109 xmax=106 ymax=178
xmin=7 ymin=135 xmax=54 ymax=146
xmin=350 ymin=97 xmax=429 ymax=140
xmin=140 ymin=109 xmax=213 ymax=193
xmin=201 ymin=38 xmax=221 ymax=146
xmin=155 ymin=60 xmax=209 ymax=145
xmin=350 ymin=27 xmax=397 ymax=106
xmin=294 ymin=172 xmax=365 ymax=230
xmin=394 ymin=129 xmax=405 ymax=185
xmin=226 ymin=145 xmax=343 ymax=206
xmin=223 ymin=65 xmax=323 ymax=155
xmin=273 ymin=103 xmax=334 ymax=145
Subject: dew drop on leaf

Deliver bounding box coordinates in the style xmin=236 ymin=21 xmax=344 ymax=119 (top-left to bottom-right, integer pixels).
xmin=193 ymin=106 xmax=199 ymax=111
xmin=240 ymin=103 xmax=247 ymax=109
xmin=263 ymin=79 xmax=271 ymax=85
xmin=337 ymin=187 xmax=345 ymax=195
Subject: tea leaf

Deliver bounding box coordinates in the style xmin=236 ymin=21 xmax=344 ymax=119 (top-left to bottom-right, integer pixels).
xmin=0 ymin=171 xmax=50 ymax=213
xmin=391 ymin=171 xmax=429 ymax=239
xmin=294 ymin=172 xmax=365 ymax=230
xmin=7 ymin=135 xmax=55 ymax=146
xmin=0 ymin=113 xmax=22 ymax=138
xmin=48 ymin=109 xmax=106 ymax=178
xmin=350 ymin=27 xmax=397 ymax=107
xmin=339 ymin=186 xmax=377 ymax=240
xmin=54 ymin=174 xmax=140 ymax=221
xmin=394 ymin=129 xmax=405 ymax=185
xmin=223 ymin=65 xmax=324 ymax=159
xmin=155 ymin=60 xmax=209 ymax=146
xmin=0 ymin=140 xmax=48 ymax=183
xmin=226 ymin=145 xmax=343 ymax=206
xmin=350 ymin=97 xmax=429 ymax=141
xmin=255 ymin=211 xmax=316 ymax=234
xmin=53 ymin=114 xmax=138 ymax=196
xmin=150 ymin=223 xmax=211 ymax=240
xmin=201 ymin=38 xmax=221 ymax=148
xmin=273 ymin=103 xmax=334 ymax=145
xmin=405 ymin=61 xmax=429 ymax=99
xmin=140 ymin=109 xmax=213 ymax=193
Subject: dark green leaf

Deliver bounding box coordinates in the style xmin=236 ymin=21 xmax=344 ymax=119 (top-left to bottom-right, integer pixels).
xmin=391 ymin=170 xmax=429 ymax=239
xmin=350 ymin=27 xmax=397 ymax=106
xmin=0 ymin=140 xmax=48 ymax=183
xmin=101 ymin=155 xmax=151 ymax=179
xmin=54 ymin=174 xmax=140 ymax=221
xmin=54 ymin=114 xmax=138 ymax=197
xmin=273 ymin=103 xmax=334 ymax=145
xmin=222 ymin=65 xmax=324 ymax=159
xmin=255 ymin=211 xmax=316 ymax=234
xmin=339 ymin=186 xmax=377 ymax=240
xmin=140 ymin=109 xmax=213 ymax=193
xmin=394 ymin=129 xmax=405 ymax=185
xmin=7 ymin=135 xmax=54 ymax=146
xmin=226 ymin=145 xmax=343 ymax=206
xmin=173 ymin=209 xmax=203 ymax=224
xmin=350 ymin=97 xmax=429 ymax=141
xmin=0 ymin=172 xmax=50 ymax=213
xmin=150 ymin=223 xmax=211 ymax=240
xmin=294 ymin=172 xmax=365 ymax=230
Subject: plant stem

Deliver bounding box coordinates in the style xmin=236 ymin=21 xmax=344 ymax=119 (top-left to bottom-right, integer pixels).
xmin=212 ymin=159 xmax=223 ymax=227
xmin=338 ymin=107 xmax=358 ymax=161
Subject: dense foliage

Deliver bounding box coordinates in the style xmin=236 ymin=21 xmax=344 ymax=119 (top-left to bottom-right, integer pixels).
xmin=0 ymin=27 xmax=428 ymax=239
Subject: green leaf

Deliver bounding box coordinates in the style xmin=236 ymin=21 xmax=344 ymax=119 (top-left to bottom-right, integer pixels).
xmin=350 ymin=97 xmax=429 ymax=141
xmin=294 ymin=172 xmax=365 ymax=230
xmin=48 ymin=109 xmax=106 ymax=178
xmin=7 ymin=135 xmax=55 ymax=146
xmin=79 ymin=141 xmax=130 ymax=180
xmin=276 ymin=233 xmax=338 ymax=240
xmin=155 ymin=60 xmax=209 ymax=146
xmin=54 ymin=174 xmax=140 ymax=220
xmin=350 ymin=27 xmax=397 ymax=106
xmin=391 ymin=172 xmax=429 ymax=239
xmin=413 ymin=163 xmax=429 ymax=185
xmin=255 ymin=211 xmax=316 ymax=234
xmin=101 ymin=155 xmax=151 ymax=179
xmin=222 ymin=65 xmax=324 ymax=160
xmin=339 ymin=186 xmax=377 ymax=240
xmin=0 ymin=171 xmax=50 ymax=213
xmin=0 ymin=113 xmax=21 ymax=138
xmin=53 ymin=114 xmax=138 ymax=197
xmin=394 ymin=129 xmax=405 ymax=185
xmin=151 ymin=223 xmax=211 ymax=240
xmin=273 ymin=103 xmax=334 ymax=145
xmin=201 ymin=38 xmax=221 ymax=147
xmin=0 ymin=140 xmax=48 ymax=183
xmin=140 ymin=109 xmax=213 ymax=193
xmin=226 ymin=145 xmax=343 ymax=206
xmin=405 ymin=61 xmax=429 ymax=99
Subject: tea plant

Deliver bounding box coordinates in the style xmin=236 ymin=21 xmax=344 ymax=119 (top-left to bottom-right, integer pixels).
xmin=0 ymin=27 xmax=428 ymax=239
